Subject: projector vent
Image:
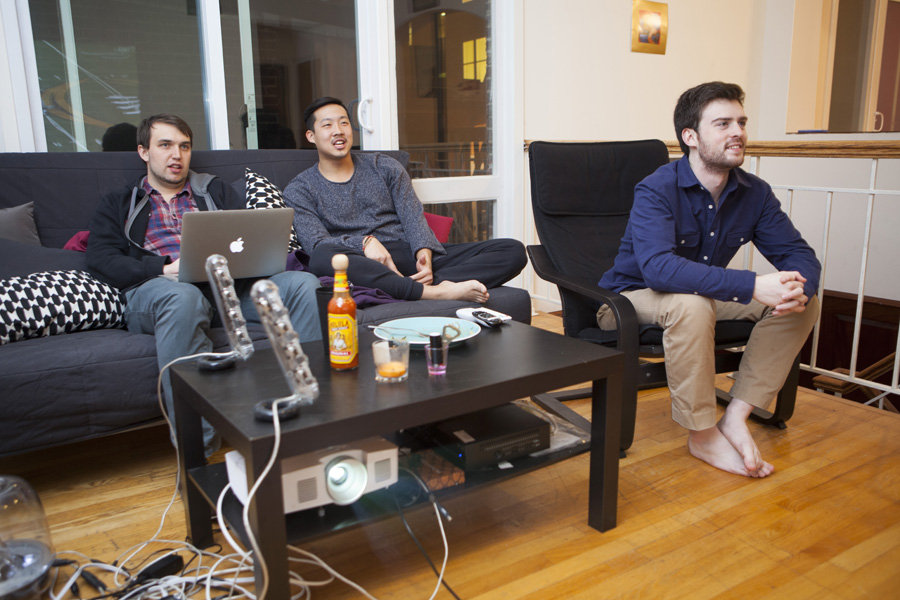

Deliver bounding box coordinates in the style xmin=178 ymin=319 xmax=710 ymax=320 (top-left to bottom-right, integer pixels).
xmin=295 ymin=477 xmax=318 ymax=503
xmin=373 ymin=458 xmax=392 ymax=483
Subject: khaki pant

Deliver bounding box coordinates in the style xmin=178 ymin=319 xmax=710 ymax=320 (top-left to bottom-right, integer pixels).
xmin=597 ymin=291 xmax=820 ymax=430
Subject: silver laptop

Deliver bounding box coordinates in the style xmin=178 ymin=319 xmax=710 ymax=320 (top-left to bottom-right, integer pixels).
xmin=178 ymin=208 xmax=293 ymax=283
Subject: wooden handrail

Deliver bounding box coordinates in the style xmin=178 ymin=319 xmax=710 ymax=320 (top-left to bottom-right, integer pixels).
xmin=523 ymin=140 xmax=900 ymax=159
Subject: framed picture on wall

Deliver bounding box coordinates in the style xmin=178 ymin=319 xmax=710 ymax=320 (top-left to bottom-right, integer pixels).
xmin=631 ymin=0 xmax=668 ymax=55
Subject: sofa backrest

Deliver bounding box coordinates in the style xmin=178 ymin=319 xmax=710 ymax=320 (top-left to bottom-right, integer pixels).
xmin=0 ymin=149 xmax=408 ymax=248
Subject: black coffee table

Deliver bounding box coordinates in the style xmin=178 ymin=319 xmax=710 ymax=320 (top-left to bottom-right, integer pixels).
xmin=172 ymin=321 xmax=622 ymax=599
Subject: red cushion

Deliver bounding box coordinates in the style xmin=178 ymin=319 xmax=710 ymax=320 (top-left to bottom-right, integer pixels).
xmin=63 ymin=230 xmax=90 ymax=252
xmin=423 ymin=212 xmax=453 ymax=243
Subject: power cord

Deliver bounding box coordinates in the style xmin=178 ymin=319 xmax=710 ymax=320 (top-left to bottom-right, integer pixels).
xmin=395 ymin=467 xmax=451 ymax=600
xmin=391 ymin=490 xmax=461 ymax=600
xmin=49 ymin=350 xmax=452 ymax=599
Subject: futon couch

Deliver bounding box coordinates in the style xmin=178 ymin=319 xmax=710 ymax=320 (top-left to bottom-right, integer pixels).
xmin=0 ymin=149 xmax=530 ymax=457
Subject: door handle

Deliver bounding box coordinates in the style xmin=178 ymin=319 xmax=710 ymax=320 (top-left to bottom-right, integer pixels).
xmin=357 ymin=97 xmax=374 ymax=134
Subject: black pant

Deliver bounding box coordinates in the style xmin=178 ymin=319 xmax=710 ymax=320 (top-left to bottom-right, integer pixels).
xmin=308 ymin=239 xmax=527 ymax=300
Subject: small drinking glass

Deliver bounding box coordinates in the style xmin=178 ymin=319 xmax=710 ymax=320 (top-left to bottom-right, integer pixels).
xmin=425 ymin=334 xmax=449 ymax=376
xmin=372 ymin=340 xmax=409 ymax=382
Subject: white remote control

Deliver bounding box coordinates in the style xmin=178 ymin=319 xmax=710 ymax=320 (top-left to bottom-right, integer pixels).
xmin=456 ymin=307 xmax=512 ymax=327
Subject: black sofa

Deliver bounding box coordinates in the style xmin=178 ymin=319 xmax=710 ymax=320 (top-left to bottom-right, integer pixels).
xmin=0 ymin=149 xmax=531 ymax=457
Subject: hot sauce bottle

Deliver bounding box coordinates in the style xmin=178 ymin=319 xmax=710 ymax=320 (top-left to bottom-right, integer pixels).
xmin=327 ymin=254 xmax=358 ymax=370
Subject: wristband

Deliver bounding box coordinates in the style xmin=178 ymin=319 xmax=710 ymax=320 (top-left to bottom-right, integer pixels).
xmin=363 ymin=235 xmax=375 ymax=249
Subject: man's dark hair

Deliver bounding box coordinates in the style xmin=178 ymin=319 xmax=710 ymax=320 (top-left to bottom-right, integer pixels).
xmin=673 ymin=82 xmax=745 ymax=155
xmin=303 ymin=97 xmax=349 ymax=131
xmin=137 ymin=114 xmax=193 ymax=148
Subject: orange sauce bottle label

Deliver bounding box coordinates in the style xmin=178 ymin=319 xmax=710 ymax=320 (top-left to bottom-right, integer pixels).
xmin=328 ymin=313 xmax=358 ymax=365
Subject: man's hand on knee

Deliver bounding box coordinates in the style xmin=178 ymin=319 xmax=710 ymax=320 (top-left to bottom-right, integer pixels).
xmin=363 ymin=237 xmax=402 ymax=276
xmin=410 ymin=248 xmax=434 ymax=285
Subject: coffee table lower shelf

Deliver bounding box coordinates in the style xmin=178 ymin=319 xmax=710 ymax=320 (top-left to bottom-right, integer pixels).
xmin=188 ymin=435 xmax=590 ymax=547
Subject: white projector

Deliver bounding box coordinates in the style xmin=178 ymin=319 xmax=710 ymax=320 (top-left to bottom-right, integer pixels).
xmin=225 ymin=437 xmax=399 ymax=513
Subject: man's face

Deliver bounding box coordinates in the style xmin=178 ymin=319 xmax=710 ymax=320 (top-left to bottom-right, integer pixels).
xmin=305 ymin=104 xmax=353 ymax=161
xmin=684 ymin=98 xmax=748 ymax=171
xmin=138 ymin=123 xmax=192 ymax=191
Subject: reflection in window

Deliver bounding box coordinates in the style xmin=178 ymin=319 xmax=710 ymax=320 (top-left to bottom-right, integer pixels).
xmin=220 ymin=0 xmax=358 ymax=150
xmin=29 ymin=0 xmax=207 ymax=151
xmin=462 ymin=37 xmax=487 ymax=82
xmin=425 ymin=200 xmax=495 ymax=243
xmin=395 ymin=1 xmax=492 ymax=179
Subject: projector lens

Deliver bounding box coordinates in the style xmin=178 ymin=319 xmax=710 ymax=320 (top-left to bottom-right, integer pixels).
xmin=328 ymin=465 xmax=348 ymax=486
xmin=324 ymin=456 xmax=368 ymax=505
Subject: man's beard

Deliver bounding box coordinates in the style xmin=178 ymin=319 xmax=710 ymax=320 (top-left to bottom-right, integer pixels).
xmin=695 ymin=138 xmax=744 ymax=171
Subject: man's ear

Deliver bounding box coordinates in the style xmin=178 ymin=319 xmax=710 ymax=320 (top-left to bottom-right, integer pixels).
xmin=137 ymin=145 xmax=149 ymax=163
xmin=305 ymin=129 xmax=316 ymax=145
xmin=681 ymin=127 xmax=698 ymax=150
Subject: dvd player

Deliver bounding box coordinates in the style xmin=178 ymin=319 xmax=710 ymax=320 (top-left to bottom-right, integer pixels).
xmin=420 ymin=403 xmax=550 ymax=469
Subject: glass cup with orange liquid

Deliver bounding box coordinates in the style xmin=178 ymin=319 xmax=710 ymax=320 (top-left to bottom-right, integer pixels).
xmin=372 ymin=340 xmax=409 ymax=383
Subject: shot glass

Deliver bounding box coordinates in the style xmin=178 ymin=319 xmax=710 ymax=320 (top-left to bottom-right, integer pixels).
xmin=372 ymin=339 xmax=409 ymax=383
xmin=425 ymin=334 xmax=449 ymax=376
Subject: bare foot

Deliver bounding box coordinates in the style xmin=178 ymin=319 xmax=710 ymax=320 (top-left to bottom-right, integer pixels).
xmin=717 ymin=399 xmax=774 ymax=477
xmin=420 ymin=280 xmax=489 ymax=303
xmin=687 ymin=427 xmax=754 ymax=477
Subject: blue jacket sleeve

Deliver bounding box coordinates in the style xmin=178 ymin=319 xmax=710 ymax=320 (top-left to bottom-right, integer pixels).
xmin=750 ymin=187 xmax=821 ymax=299
xmin=629 ymin=183 xmax=757 ymax=302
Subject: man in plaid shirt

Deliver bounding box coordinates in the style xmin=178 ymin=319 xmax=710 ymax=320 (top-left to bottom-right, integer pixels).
xmin=87 ymin=114 xmax=320 ymax=454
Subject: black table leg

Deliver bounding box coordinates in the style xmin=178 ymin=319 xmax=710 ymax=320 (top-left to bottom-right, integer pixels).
xmin=588 ymin=366 xmax=623 ymax=532
xmin=173 ymin=373 xmax=214 ymax=547
xmin=246 ymin=442 xmax=291 ymax=600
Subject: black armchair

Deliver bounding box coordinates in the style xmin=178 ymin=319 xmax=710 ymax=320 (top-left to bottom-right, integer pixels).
xmin=527 ymin=140 xmax=798 ymax=455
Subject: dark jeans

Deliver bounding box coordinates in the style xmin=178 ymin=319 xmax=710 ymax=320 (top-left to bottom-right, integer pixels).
xmin=309 ymin=239 xmax=527 ymax=300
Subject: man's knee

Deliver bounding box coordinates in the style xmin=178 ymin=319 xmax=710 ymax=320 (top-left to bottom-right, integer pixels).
xmin=272 ymin=271 xmax=320 ymax=303
xmin=505 ymin=239 xmax=528 ymax=272
xmin=660 ymin=293 xmax=716 ymax=329
xmin=128 ymin=279 xmax=210 ymax=323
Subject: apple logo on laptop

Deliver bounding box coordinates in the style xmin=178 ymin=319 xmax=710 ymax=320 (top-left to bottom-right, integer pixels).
xmin=229 ymin=237 xmax=245 ymax=253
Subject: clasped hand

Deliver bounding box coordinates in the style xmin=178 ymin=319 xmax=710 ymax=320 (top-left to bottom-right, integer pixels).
xmin=753 ymin=271 xmax=809 ymax=316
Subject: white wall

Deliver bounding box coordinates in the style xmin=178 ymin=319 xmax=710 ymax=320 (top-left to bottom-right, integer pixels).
xmin=521 ymin=0 xmax=900 ymax=306
xmin=523 ymin=0 xmax=764 ymax=143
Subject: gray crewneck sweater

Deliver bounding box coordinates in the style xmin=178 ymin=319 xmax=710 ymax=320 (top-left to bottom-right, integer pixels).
xmin=283 ymin=153 xmax=444 ymax=255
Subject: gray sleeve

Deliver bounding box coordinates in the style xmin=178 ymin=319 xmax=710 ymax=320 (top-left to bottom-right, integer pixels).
xmin=379 ymin=156 xmax=444 ymax=255
xmin=283 ymin=173 xmax=365 ymax=252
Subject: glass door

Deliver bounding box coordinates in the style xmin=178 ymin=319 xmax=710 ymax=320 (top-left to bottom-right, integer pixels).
xmin=391 ymin=0 xmax=516 ymax=244
xmin=220 ymin=0 xmax=359 ymax=150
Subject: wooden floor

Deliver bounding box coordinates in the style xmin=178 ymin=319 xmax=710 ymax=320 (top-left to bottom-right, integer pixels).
xmin=3 ymin=312 xmax=899 ymax=599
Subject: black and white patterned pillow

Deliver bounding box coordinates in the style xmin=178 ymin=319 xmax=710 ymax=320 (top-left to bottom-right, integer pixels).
xmin=245 ymin=168 xmax=301 ymax=252
xmin=0 ymin=270 xmax=125 ymax=345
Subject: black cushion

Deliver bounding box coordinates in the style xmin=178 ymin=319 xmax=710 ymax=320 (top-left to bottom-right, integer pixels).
xmin=0 ymin=239 xmax=87 ymax=279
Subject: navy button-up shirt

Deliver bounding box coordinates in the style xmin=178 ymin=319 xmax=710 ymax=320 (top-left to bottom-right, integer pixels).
xmin=598 ymin=156 xmax=820 ymax=303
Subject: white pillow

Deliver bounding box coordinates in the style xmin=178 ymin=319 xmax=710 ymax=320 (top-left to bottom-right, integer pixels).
xmin=0 ymin=270 xmax=125 ymax=345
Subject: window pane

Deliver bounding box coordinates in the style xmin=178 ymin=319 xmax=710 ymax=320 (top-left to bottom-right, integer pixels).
xmin=29 ymin=0 xmax=207 ymax=152
xmin=425 ymin=200 xmax=494 ymax=243
xmin=220 ymin=0 xmax=359 ymax=150
xmin=395 ymin=0 xmax=492 ymax=178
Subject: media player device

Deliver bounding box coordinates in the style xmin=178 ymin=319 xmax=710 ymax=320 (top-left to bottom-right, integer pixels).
xmin=414 ymin=403 xmax=550 ymax=470
xmin=225 ymin=437 xmax=398 ymax=513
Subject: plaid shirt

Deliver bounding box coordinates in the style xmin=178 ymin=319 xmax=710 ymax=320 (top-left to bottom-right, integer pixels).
xmin=141 ymin=178 xmax=197 ymax=260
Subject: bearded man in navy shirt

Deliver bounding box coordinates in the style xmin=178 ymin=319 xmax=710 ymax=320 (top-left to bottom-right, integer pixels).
xmin=598 ymin=82 xmax=820 ymax=478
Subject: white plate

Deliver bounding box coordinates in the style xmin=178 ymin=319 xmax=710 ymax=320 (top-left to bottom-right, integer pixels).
xmin=372 ymin=317 xmax=481 ymax=346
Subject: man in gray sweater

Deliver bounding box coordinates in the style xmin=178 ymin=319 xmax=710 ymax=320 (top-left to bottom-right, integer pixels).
xmin=283 ymin=97 xmax=526 ymax=302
